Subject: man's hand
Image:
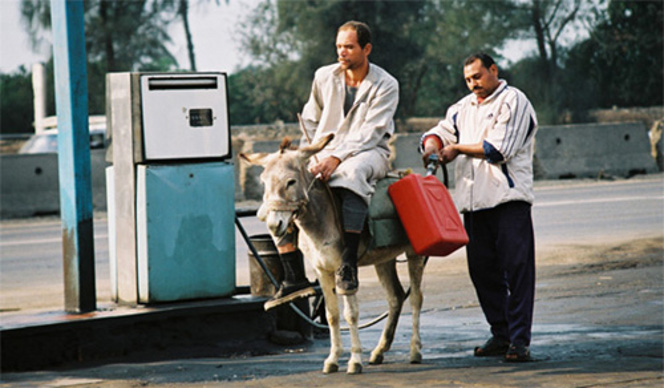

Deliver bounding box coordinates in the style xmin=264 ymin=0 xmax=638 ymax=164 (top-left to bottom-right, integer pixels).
xmin=310 ymin=156 xmax=341 ymax=182
xmin=422 ymin=137 xmax=442 ymax=167
xmin=441 ymin=145 xmax=460 ymax=163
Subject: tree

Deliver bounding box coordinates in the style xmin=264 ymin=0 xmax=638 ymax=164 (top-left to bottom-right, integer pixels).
xmin=529 ymin=0 xmax=583 ymax=76
xmin=160 ymin=0 xmax=228 ymax=71
xmin=178 ymin=0 xmax=197 ymax=70
xmin=229 ymin=1 xmax=312 ymax=124
xmin=228 ymin=64 xmax=307 ymax=125
xmin=20 ymin=0 xmax=179 ymax=114
xmin=83 ymin=0 xmax=178 ymax=72
xmin=412 ymin=0 xmax=525 ymax=117
xmin=235 ymin=0 xmax=525 ymax=124
xmin=510 ymin=0 xmax=601 ymax=123
xmin=0 ymin=67 xmax=35 ymax=134
xmin=563 ymin=0 xmax=663 ymax=109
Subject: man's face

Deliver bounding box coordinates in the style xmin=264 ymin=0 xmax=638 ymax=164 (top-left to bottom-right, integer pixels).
xmin=464 ymin=59 xmax=500 ymax=100
xmin=336 ymin=29 xmax=371 ymax=71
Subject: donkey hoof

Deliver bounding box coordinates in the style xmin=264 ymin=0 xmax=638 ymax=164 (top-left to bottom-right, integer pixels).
xmin=369 ymin=353 xmax=384 ymax=365
xmin=347 ymin=362 xmax=363 ymax=375
xmin=323 ymin=363 xmax=339 ymax=374
xmin=410 ymin=352 xmax=423 ymax=364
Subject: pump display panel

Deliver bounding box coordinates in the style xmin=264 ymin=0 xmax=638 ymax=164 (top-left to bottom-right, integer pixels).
xmin=139 ymin=73 xmax=230 ymax=161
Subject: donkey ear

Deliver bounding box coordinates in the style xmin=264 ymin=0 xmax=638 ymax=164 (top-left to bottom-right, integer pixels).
xmin=238 ymin=152 xmax=270 ymax=166
xmin=298 ymin=134 xmax=334 ymax=159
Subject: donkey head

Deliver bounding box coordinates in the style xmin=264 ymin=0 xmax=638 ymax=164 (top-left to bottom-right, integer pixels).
xmin=239 ymin=134 xmax=334 ymax=238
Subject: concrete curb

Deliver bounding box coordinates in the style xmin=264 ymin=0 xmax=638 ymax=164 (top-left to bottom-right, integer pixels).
xmin=1 ymin=294 xmax=273 ymax=372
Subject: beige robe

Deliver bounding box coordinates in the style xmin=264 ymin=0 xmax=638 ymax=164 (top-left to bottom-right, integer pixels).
xmin=301 ymin=63 xmax=399 ymax=203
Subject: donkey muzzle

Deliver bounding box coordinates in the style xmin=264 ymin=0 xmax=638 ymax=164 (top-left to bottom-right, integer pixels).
xmin=265 ymin=210 xmax=294 ymax=238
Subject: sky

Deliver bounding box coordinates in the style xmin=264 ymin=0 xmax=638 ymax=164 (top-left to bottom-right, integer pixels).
xmin=0 ymin=0 xmax=543 ymax=75
xmin=0 ymin=0 xmax=253 ymax=74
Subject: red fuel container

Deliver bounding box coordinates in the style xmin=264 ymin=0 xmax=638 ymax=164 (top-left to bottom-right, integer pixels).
xmin=388 ymin=174 xmax=469 ymax=256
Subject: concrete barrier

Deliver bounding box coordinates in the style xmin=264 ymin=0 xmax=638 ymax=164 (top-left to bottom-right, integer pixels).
xmin=235 ymin=139 xmax=287 ymax=202
xmin=0 ymin=122 xmax=659 ymax=218
xmin=0 ymin=154 xmax=60 ymax=217
xmin=535 ymin=122 xmax=658 ymax=179
xmin=0 ymin=150 xmax=109 ymax=218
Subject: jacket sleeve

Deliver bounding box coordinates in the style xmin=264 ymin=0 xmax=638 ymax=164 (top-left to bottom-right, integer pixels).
xmin=300 ymin=72 xmax=323 ymax=145
xmin=483 ymin=89 xmax=537 ymax=163
xmin=418 ymin=103 xmax=461 ymax=153
xmin=331 ymin=77 xmax=399 ymax=161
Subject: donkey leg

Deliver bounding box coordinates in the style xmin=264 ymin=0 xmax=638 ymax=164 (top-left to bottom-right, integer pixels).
xmin=407 ymin=253 xmax=426 ymax=364
xmin=342 ymin=294 xmax=363 ymax=374
xmin=369 ymin=259 xmax=406 ymax=365
xmin=318 ymin=271 xmax=342 ymax=374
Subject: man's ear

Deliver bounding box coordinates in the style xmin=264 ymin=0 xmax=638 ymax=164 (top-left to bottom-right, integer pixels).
xmin=363 ymin=42 xmax=372 ymax=57
xmin=489 ymin=64 xmax=499 ymax=77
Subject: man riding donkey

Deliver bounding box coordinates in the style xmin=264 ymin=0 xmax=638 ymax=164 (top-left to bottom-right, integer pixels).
xmin=264 ymin=20 xmax=399 ymax=310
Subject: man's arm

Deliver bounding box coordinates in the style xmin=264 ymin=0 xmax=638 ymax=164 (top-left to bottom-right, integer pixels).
xmin=441 ymin=142 xmax=484 ymax=163
xmin=482 ymin=90 xmax=538 ymax=162
xmin=420 ymin=103 xmax=463 ymax=166
xmin=301 ymin=71 xmax=339 ymax=180
xmin=300 ymin=72 xmax=323 ymax=145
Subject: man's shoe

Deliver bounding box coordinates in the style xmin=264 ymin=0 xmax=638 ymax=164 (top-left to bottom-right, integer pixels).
xmin=474 ymin=336 xmax=510 ymax=357
xmin=505 ymin=344 xmax=534 ymax=362
xmin=264 ymin=282 xmax=316 ymax=311
xmin=335 ymin=264 xmax=358 ymax=296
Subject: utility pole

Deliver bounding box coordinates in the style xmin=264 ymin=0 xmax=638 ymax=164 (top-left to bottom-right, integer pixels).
xmin=50 ymin=0 xmax=97 ymax=313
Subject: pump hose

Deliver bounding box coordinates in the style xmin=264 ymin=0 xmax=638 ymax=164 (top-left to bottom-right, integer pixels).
xmin=235 ymin=214 xmax=431 ymax=331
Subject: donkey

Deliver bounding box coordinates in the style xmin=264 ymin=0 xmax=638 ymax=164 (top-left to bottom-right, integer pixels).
xmin=240 ymin=134 xmax=426 ymax=374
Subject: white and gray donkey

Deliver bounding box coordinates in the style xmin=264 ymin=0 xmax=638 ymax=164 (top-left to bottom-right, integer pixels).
xmin=240 ymin=134 xmax=426 ymax=374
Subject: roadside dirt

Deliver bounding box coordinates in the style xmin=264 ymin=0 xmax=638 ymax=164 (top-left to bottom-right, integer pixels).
xmin=358 ymin=236 xmax=663 ymax=320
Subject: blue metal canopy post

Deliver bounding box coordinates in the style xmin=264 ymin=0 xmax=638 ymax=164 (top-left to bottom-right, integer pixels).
xmin=50 ymin=0 xmax=96 ymax=313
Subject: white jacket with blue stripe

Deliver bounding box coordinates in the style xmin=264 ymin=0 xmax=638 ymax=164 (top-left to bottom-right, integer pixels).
xmin=421 ymin=80 xmax=538 ymax=213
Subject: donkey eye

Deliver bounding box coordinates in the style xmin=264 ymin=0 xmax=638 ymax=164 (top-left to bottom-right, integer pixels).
xmin=286 ymin=179 xmax=297 ymax=188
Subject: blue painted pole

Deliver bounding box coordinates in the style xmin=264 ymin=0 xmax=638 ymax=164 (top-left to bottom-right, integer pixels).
xmin=50 ymin=0 xmax=96 ymax=313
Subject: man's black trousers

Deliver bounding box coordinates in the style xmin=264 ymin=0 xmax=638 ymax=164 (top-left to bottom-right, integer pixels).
xmin=463 ymin=200 xmax=535 ymax=347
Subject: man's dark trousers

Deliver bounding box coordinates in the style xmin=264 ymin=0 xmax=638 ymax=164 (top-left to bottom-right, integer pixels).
xmin=464 ymin=200 xmax=535 ymax=347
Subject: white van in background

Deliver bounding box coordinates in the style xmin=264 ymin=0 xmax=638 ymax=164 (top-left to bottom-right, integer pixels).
xmin=19 ymin=115 xmax=107 ymax=154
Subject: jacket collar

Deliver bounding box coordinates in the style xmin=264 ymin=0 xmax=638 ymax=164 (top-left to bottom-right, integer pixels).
xmin=333 ymin=63 xmax=376 ymax=91
xmin=334 ymin=63 xmax=376 ymax=111
xmin=471 ymin=79 xmax=507 ymax=105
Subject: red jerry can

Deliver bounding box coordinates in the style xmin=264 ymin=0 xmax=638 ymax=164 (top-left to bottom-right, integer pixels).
xmin=388 ymin=174 xmax=469 ymax=256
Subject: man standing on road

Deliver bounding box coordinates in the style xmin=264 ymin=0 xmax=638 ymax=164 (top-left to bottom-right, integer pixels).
xmin=264 ymin=20 xmax=399 ymax=310
xmin=420 ymin=52 xmax=538 ymax=362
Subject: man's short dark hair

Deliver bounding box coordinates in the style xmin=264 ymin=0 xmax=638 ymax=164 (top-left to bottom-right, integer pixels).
xmin=464 ymin=52 xmax=496 ymax=69
xmin=338 ymin=21 xmax=372 ymax=48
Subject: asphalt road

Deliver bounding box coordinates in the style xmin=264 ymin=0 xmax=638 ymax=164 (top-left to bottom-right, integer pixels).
xmin=0 ymin=175 xmax=662 ymax=313
xmin=532 ymin=176 xmax=664 ymax=246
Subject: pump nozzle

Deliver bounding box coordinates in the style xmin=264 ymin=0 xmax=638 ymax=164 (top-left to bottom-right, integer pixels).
xmin=426 ymin=154 xmax=439 ymax=176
